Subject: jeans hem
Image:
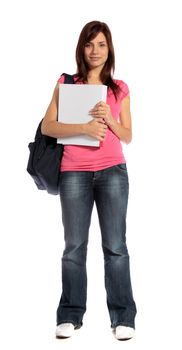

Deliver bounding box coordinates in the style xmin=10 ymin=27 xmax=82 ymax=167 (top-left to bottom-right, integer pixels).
xmin=57 ymin=320 xmax=83 ymax=329
xmin=111 ymin=321 xmax=135 ymax=329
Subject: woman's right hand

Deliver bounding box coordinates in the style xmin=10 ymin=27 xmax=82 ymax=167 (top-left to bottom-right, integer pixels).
xmin=84 ymin=118 xmax=108 ymax=141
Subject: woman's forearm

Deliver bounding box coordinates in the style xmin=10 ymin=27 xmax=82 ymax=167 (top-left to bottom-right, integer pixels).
xmin=41 ymin=120 xmax=86 ymax=138
xmin=108 ymin=119 xmax=132 ymax=144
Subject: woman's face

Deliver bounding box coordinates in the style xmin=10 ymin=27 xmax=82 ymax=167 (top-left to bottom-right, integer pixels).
xmin=84 ymin=32 xmax=109 ymax=70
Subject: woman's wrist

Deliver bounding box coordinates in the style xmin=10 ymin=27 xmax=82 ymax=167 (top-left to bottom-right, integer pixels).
xmin=106 ymin=116 xmax=116 ymax=128
xmin=81 ymin=123 xmax=88 ymax=135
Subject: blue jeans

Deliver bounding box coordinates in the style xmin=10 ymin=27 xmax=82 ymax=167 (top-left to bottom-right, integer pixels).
xmin=57 ymin=164 xmax=137 ymax=328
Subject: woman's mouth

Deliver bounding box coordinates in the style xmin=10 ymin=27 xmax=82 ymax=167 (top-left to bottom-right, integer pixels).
xmin=89 ymin=57 xmax=100 ymax=60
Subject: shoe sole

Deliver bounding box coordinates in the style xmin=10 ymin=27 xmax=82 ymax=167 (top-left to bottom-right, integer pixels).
xmin=117 ymin=337 xmax=133 ymax=341
xmin=56 ymin=335 xmax=71 ymax=339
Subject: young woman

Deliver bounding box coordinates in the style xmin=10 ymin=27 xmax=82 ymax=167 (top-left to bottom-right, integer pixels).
xmin=41 ymin=20 xmax=137 ymax=341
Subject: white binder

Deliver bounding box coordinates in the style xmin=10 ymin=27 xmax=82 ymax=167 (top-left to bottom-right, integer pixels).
xmin=57 ymin=84 xmax=107 ymax=146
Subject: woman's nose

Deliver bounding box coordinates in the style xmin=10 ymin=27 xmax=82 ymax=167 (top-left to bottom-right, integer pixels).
xmin=91 ymin=45 xmax=98 ymax=54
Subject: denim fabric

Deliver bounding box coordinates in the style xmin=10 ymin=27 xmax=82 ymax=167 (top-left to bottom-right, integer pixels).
xmin=57 ymin=164 xmax=137 ymax=328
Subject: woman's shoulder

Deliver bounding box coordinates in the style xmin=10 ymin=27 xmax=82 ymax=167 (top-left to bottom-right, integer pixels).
xmin=114 ymin=78 xmax=129 ymax=89
xmin=57 ymin=73 xmax=82 ymax=85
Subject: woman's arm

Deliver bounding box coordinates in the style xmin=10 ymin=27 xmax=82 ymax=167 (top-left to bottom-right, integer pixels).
xmin=41 ymin=83 xmax=86 ymax=138
xmin=108 ymin=96 xmax=132 ymax=144
xmin=89 ymin=96 xmax=132 ymax=144
xmin=41 ymin=83 xmax=108 ymax=141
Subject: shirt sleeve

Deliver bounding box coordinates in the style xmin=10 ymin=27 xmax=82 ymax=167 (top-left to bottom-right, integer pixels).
xmin=57 ymin=74 xmax=65 ymax=84
xmin=117 ymin=80 xmax=130 ymax=101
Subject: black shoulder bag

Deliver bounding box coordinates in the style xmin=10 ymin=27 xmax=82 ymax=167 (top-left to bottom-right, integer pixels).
xmin=27 ymin=73 xmax=74 ymax=195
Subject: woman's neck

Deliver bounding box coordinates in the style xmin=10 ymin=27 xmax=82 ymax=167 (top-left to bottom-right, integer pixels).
xmin=87 ymin=67 xmax=103 ymax=84
xmin=87 ymin=77 xmax=102 ymax=84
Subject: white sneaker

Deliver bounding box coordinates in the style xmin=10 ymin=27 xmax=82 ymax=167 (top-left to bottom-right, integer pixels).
xmin=56 ymin=323 xmax=75 ymax=338
xmin=115 ymin=325 xmax=135 ymax=340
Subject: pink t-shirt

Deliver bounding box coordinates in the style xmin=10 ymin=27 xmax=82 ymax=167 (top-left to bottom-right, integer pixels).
xmin=58 ymin=75 xmax=129 ymax=172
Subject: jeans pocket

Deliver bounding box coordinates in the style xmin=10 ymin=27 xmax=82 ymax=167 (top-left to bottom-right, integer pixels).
xmin=116 ymin=163 xmax=127 ymax=171
xmin=115 ymin=164 xmax=129 ymax=185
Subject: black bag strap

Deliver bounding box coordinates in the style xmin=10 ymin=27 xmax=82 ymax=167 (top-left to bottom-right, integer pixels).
xmin=63 ymin=73 xmax=75 ymax=84
xmin=35 ymin=73 xmax=75 ymax=141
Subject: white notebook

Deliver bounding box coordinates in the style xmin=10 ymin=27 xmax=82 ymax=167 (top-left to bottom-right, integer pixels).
xmin=57 ymin=84 xmax=107 ymax=146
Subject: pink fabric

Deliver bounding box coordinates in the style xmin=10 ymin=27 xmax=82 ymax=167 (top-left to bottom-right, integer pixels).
xmin=58 ymin=75 xmax=129 ymax=171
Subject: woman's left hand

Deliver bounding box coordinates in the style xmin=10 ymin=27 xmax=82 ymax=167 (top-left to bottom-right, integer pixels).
xmin=89 ymin=101 xmax=114 ymax=126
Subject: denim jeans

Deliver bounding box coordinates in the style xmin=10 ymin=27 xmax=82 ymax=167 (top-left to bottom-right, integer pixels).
xmin=57 ymin=164 xmax=137 ymax=328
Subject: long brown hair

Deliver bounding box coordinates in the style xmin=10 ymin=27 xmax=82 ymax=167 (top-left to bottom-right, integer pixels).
xmin=75 ymin=21 xmax=121 ymax=100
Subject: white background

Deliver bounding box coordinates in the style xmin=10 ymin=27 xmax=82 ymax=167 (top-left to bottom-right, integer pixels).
xmin=0 ymin=0 xmax=182 ymax=349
